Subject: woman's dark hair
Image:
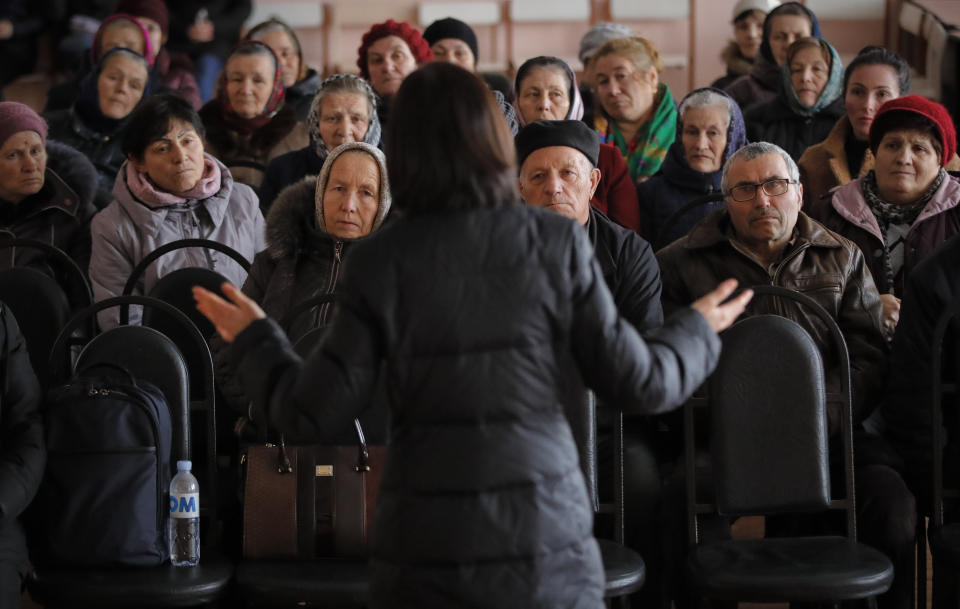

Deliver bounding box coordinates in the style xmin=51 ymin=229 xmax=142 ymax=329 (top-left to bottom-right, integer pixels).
xmin=121 ymin=92 xmax=206 ymax=160
xmin=869 ymin=110 xmax=944 ymax=161
xmin=386 ymin=63 xmax=517 ymax=213
xmin=843 ymin=46 xmax=911 ymax=96
xmin=785 ymin=37 xmax=831 ymax=70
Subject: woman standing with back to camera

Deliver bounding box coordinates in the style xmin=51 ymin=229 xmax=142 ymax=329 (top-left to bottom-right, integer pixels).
xmin=195 ymin=62 xmax=750 ymax=609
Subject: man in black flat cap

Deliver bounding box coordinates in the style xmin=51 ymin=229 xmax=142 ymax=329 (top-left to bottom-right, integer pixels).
xmin=516 ymin=119 xmax=666 ymax=608
xmin=517 ymin=119 xmax=662 ymax=333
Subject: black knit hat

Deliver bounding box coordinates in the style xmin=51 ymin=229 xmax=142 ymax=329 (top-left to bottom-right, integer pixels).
xmin=422 ymin=17 xmax=479 ymax=61
xmin=515 ymin=120 xmax=600 ymax=170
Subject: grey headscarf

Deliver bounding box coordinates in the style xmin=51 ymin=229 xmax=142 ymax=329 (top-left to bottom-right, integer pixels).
xmin=314 ymin=141 xmax=391 ymax=236
xmin=306 ymin=74 xmax=383 ymax=158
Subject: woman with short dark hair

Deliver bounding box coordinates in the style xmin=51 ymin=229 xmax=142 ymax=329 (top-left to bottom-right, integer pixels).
xmin=89 ymin=92 xmax=265 ymax=331
xmin=195 ymin=62 xmax=751 ymax=609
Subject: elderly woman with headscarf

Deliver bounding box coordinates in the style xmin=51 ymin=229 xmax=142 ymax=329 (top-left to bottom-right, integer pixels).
xmin=513 ymin=55 xmax=640 ymax=231
xmin=199 ymin=40 xmax=309 ymax=194
xmin=636 ymin=88 xmax=748 ymax=248
xmin=725 ymin=1 xmax=821 ymax=111
xmin=744 ymin=37 xmax=844 ymax=161
xmin=45 ymin=46 xmax=153 ymax=208
xmin=89 ymin=92 xmax=265 ymax=331
xmin=808 ymin=95 xmax=960 ymax=339
xmin=245 ymin=18 xmax=322 ymax=122
xmin=0 ymin=102 xmax=97 ymax=278
xmin=590 ymin=36 xmax=678 ymax=185
xmin=214 ymin=141 xmax=391 ymax=424
xmin=258 ymin=74 xmax=382 ymax=212
xmin=356 ymin=19 xmax=433 ymax=130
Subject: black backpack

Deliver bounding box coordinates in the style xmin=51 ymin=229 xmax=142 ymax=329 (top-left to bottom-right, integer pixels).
xmin=35 ymin=364 xmax=173 ymax=566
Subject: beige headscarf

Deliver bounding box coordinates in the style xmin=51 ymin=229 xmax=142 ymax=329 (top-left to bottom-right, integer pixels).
xmin=314 ymin=141 xmax=392 ymax=236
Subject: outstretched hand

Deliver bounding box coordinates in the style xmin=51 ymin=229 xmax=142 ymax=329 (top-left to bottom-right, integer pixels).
xmin=691 ymin=279 xmax=753 ymax=333
xmin=193 ymin=282 xmax=266 ymax=342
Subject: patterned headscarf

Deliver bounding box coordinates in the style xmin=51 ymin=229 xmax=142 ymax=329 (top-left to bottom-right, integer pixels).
xmin=314 ymin=142 xmax=392 ymax=236
xmin=306 ymin=74 xmax=382 ymax=158
xmin=216 ymin=40 xmax=286 ymax=134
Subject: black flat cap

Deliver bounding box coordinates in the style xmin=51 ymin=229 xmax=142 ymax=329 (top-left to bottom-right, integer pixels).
xmin=515 ymin=120 xmax=600 ymax=170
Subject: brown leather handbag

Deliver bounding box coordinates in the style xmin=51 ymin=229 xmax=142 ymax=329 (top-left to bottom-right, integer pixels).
xmin=241 ymin=419 xmax=385 ymax=559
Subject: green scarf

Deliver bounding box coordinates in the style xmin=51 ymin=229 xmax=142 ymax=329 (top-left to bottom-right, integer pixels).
xmin=596 ymin=83 xmax=677 ymax=182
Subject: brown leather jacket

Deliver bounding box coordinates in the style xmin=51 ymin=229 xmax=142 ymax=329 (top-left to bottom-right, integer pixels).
xmin=656 ymin=209 xmax=888 ymax=433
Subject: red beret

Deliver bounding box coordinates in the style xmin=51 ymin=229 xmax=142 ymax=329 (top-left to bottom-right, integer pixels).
xmin=870 ymin=95 xmax=957 ymax=167
xmin=356 ymin=19 xmax=433 ymax=81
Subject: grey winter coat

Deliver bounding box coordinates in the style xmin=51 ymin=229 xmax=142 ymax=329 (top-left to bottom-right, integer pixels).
xmin=229 ymin=202 xmax=721 ymax=608
xmin=89 ymin=155 xmax=266 ymax=330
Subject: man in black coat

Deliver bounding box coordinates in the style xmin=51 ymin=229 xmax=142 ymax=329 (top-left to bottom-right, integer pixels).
xmin=0 ymin=303 xmax=44 ymax=609
xmin=516 ymin=119 xmax=666 ymax=607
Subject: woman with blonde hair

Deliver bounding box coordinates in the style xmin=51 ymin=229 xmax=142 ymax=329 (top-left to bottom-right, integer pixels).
xmin=589 ymin=35 xmax=677 ymax=183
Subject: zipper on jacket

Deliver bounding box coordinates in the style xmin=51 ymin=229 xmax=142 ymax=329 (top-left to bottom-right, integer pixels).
xmin=316 ymin=240 xmax=343 ymax=326
xmin=768 ymin=242 xmax=812 ymax=317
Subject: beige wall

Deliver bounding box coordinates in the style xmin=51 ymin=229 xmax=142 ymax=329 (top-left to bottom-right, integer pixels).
xmin=250 ymin=0 xmax=888 ymax=99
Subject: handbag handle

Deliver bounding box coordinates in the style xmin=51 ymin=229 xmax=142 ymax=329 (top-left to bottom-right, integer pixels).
xmin=274 ymin=417 xmax=371 ymax=475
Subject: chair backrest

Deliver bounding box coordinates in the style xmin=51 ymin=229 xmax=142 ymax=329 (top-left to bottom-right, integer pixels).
xmin=49 ymin=295 xmax=220 ymax=546
xmin=654 ymin=192 xmax=725 ymax=251
xmin=685 ymin=285 xmax=856 ymax=543
xmin=0 ymin=238 xmax=95 ymax=387
xmin=121 ymin=238 xmax=253 ymax=300
xmin=931 ymin=294 xmax=960 ymax=528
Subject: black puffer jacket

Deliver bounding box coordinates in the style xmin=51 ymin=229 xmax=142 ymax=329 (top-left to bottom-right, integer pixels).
xmin=0 ymin=303 xmax=44 ymax=573
xmin=230 ymin=203 xmax=721 ymax=608
xmin=744 ymin=95 xmax=844 ymax=162
xmin=286 ymin=69 xmax=322 ymax=122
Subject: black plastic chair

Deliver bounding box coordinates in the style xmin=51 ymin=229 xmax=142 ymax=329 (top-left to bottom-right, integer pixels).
xmin=653 ymin=192 xmax=724 ymax=251
xmin=683 ymin=286 xmax=893 ymax=604
xmin=579 ymin=391 xmax=646 ymax=606
xmin=0 ymin=238 xmax=94 ymax=386
xmin=27 ymin=295 xmax=232 ymax=608
xmin=927 ymin=294 xmax=960 ymax=609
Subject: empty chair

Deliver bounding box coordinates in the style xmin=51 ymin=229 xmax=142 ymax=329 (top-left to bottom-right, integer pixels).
xmin=684 ymin=286 xmax=893 ymax=605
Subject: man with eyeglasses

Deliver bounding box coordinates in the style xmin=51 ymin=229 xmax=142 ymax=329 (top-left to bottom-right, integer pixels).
xmin=657 ymin=141 xmax=916 ymax=609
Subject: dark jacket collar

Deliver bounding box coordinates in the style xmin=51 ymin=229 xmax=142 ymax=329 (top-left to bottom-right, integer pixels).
xmin=1 ymin=169 xmax=82 ymax=222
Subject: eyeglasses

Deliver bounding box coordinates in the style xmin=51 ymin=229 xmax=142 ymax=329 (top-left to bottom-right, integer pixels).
xmin=726 ymin=178 xmax=797 ymax=202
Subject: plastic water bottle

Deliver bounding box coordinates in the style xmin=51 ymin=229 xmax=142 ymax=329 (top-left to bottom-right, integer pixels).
xmin=168 ymin=460 xmax=200 ymax=566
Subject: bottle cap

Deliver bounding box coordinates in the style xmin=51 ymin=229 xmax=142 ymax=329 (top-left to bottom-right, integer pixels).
xmin=176 ymin=460 xmax=192 ymax=471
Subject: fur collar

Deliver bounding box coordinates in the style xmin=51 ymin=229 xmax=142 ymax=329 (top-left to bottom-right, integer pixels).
xmin=264 ymin=176 xmax=325 ymax=261
xmin=721 ymin=41 xmax=753 ymax=78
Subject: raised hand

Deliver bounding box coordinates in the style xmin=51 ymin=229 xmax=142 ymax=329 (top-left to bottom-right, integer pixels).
xmin=193 ymin=282 xmax=266 ymax=342
xmin=690 ymin=278 xmax=753 ymax=333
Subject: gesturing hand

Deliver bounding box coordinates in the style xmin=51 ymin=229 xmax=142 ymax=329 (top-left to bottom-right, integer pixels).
xmin=691 ymin=279 xmax=753 ymax=333
xmin=193 ymin=282 xmax=266 ymax=342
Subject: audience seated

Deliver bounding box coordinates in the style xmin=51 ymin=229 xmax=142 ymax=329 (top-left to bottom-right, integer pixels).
xmin=245 ymin=18 xmax=320 ymax=122
xmin=0 ymin=1 xmax=43 ymax=90
xmin=356 ymin=19 xmax=432 ymax=130
xmin=516 ymin=119 xmax=666 ymax=608
xmin=44 ymin=47 xmax=152 ymax=209
xmin=868 ymin=233 xmax=960 ymax=503
xmin=725 ymin=2 xmax=821 ymax=111
xmin=514 ymin=56 xmax=639 ymax=231
xmin=711 ymin=0 xmax=780 ymax=91
xmin=44 ymin=14 xmax=155 ymax=113
xmin=808 ymin=95 xmax=960 ymax=341
xmin=113 ymin=0 xmax=202 ymax=109
xmin=165 ymin=0 xmax=252 ymax=103
xmin=89 ymin=93 xmax=265 ymax=330
xmin=657 ymin=141 xmax=914 ymax=609
xmin=0 ymin=304 xmax=43 ymax=609
xmin=577 ymin=22 xmax=633 ymax=128
xmin=0 ymin=103 xmax=96 ymax=278
xmin=259 ymin=74 xmax=381 ymax=213
xmin=214 ymin=141 xmax=391 ymax=427
xmin=590 ymin=36 xmax=677 ymax=184
xmin=198 ymin=40 xmax=309 ymax=195
xmin=799 ymin=47 xmax=918 ymax=207
xmin=422 ymin=17 xmax=517 ymax=134
xmin=636 ymin=87 xmax=747 ymax=246
xmin=744 ymin=37 xmax=844 ymax=161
